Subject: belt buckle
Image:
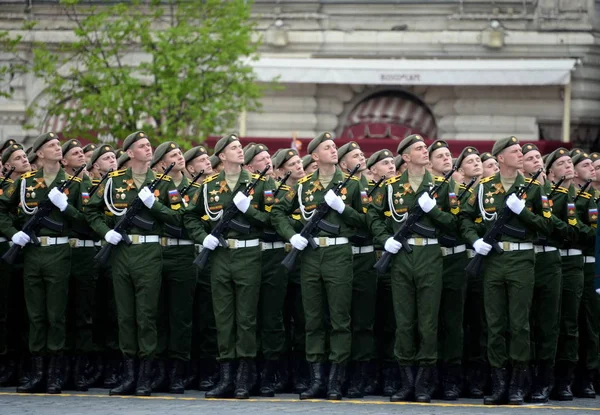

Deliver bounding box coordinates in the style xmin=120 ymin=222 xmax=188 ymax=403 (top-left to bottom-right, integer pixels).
xmin=228 ymin=239 xmax=237 ymax=249
xmin=160 ymin=237 xmax=168 ymax=247
xmin=132 ymin=235 xmax=140 ymax=244
xmin=69 ymin=238 xmax=77 ymax=248
xmin=39 ymin=236 xmax=49 ymax=247
xmin=318 ymin=237 xmax=328 ymax=248
xmin=284 ymin=243 xmax=292 ymax=252
xmin=502 ymin=241 xmax=511 ymax=251
xmin=414 ymin=237 xmax=424 ymax=246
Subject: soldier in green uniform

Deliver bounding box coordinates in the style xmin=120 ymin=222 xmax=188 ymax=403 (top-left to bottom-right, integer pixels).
xmin=0 ymin=143 xmax=30 ymax=387
xmin=569 ymin=149 xmax=599 ymax=398
xmin=336 ymin=141 xmax=377 ymax=398
xmin=395 ymin=155 xmax=407 ymax=176
xmin=367 ymin=149 xmax=397 ymax=397
xmin=459 ymin=136 xmax=552 ymax=405
xmin=593 ymin=152 xmax=600 ymax=395
xmin=271 ymin=132 xmax=365 ymax=401
xmin=302 ymin=154 xmax=318 ymax=176
xmin=84 ymin=131 xmax=181 ymax=397
xmin=480 ymin=152 xmax=499 ymax=177
xmin=117 ymin=153 xmax=131 ymax=170
xmin=368 ymin=135 xmax=457 ymax=403
xmin=210 ymin=154 xmax=223 ymax=174
xmin=82 ymin=144 xmax=98 ymax=167
xmin=184 ymin=134 xmax=275 ymax=399
xmin=0 ymin=132 xmax=83 ymax=394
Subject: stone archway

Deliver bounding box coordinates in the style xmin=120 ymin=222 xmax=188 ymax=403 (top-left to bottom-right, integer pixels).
xmin=340 ymin=90 xmax=437 ymax=141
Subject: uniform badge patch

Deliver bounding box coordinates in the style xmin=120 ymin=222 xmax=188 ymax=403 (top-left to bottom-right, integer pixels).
xmin=374 ymin=192 xmax=384 ymax=206
xmin=286 ymin=189 xmax=296 ymax=201
xmin=360 ymin=190 xmax=368 ymax=204
xmin=264 ymin=190 xmax=274 ymax=204
xmin=168 ymin=189 xmax=181 ymax=203
xmin=449 ymin=192 xmax=457 ymax=206
xmin=82 ymin=192 xmax=89 ymax=204
xmin=589 ymin=208 xmax=597 ymax=222
xmin=567 ymin=202 xmax=576 ymax=217
xmin=541 ymin=195 xmax=549 ymax=209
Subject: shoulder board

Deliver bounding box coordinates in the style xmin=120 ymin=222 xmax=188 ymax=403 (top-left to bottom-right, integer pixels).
xmin=578 ymin=191 xmax=592 ymax=199
xmin=155 ymin=173 xmax=171 ymax=182
xmin=91 ymin=179 xmax=101 ymax=185
xmin=384 ymin=176 xmax=401 ymax=186
xmin=524 ymin=178 xmax=540 ymax=186
xmin=434 ymin=176 xmax=445 ymax=182
xmin=21 ymin=170 xmax=37 ymax=179
xmin=342 ymin=173 xmax=359 ymax=181
xmin=1 ymin=177 xmax=13 ymax=184
xmin=369 ymin=180 xmax=384 ymax=188
xmin=279 ymin=184 xmax=291 ymax=192
xmin=109 ymin=169 xmax=127 ymax=178
xmin=552 ymin=186 xmax=568 ymax=194
xmin=251 ymin=173 xmax=266 ymax=181
xmin=202 ymin=173 xmax=219 ymax=184
xmin=66 ymin=175 xmax=82 ymax=183
xmin=190 ymin=182 xmax=201 ymax=188
xmin=479 ymin=176 xmax=494 ymax=184
xmin=298 ymin=174 xmax=313 ymax=184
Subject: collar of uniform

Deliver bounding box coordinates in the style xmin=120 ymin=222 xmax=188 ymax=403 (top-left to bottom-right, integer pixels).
xmin=123 ymin=167 xmax=156 ymax=187
xmin=359 ymin=174 xmax=369 ymax=190
xmin=178 ymin=175 xmax=190 ymax=191
xmin=35 ymin=166 xmax=67 ymax=187
xmin=214 ymin=168 xmax=251 ymax=193
xmin=312 ymin=166 xmax=344 ymax=191
xmin=397 ymin=168 xmax=434 ymax=193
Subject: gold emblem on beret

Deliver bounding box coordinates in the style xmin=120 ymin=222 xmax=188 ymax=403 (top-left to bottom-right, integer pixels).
xmin=584 ymin=153 xmax=588 ymax=157
xmin=574 ymin=149 xmax=581 ymax=154
xmin=12 ymin=144 xmax=18 ymax=149
xmin=511 ymin=137 xmax=516 ymax=142
xmin=384 ymin=151 xmax=389 ymax=156
xmin=288 ymin=151 xmax=294 ymax=156
xmin=49 ymin=133 xmax=55 ymax=138
xmin=258 ymin=145 xmax=264 ymax=150
xmin=559 ymin=150 xmax=565 ymax=154
xmin=325 ymin=133 xmax=331 ymax=138
xmin=104 ymin=146 xmax=109 ymax=151
xmin=91 ymin=145 xmax=96 ymax=149
xmin=467 ymin=148 xmax=473 ymax=153
xmin=170 ymin=143 xmax=175 ymax=148
xmin=437 ymin=142 xmax=442 ymax=147
xmin=416 ymin=135 xmax=423 ymax=140
xmin=72 ymin=140 xmax=77 ymax=145
xmin=351 ymin=143 xmax=357 ymax=147
xmin=231 ymin=135 xmax=238 ymax=140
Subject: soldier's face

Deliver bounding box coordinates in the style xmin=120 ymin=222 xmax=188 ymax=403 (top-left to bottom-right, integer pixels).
xmin=305 ymin=161 xmax=318 ymax=175
xmin=574 ymin=159 xmax=595 ymax=182
xmin=247 ymin=151 xmax=271 ymax=174
xmin=459 ymin=154 xmax=482 ymax=179
xmin=6 ymin=150 xmax=31 ymax=174
xmin=340 ymin=149 xmax=365 ymax=173
xmin=522 ymin=150 xmax=543 ymax=175
xmin=187 ymin=154 xmax=212 ymax=176
xmin=371 ymin=157 xmax=396 ymax=180
xmin=498 ymin=145 xmax=523 ymax=170
xmin=593 ymin=159 xmax=600 ymax=183
xmin=129 ymin=139 xmax=152 ymax=163
xmin=161 ymin=148 xmax=185 ymax=172
xmin=482 ymin=159 xmax=499 ymax=176
xmin=84 ymin=151 xmax=94 ymax=166
xmin=404 ymin=142 xmax=429 ymax=167
xmin=549 ymin=155 xmax=574 ymax=180
xmin=313 ymin=140 xmax=338 ymax=166
xmin=62 ymin=146 xmax=86 ymax=170
xmin=221 ymin=141 xmax=244 ymax=165
xmin=281 ymin=155 xmax=304 ymax=181
xmin=95 ymin=151 xmax=117 ymax=174
xmin=430 ymin=148 xmax=452 ymax=174
xmin=39 ymin=139 xmax=63 ymax=162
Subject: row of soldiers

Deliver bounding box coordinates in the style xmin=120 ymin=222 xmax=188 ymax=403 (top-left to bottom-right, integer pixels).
xmin=0 ymin=131 xmax=598 ymax=405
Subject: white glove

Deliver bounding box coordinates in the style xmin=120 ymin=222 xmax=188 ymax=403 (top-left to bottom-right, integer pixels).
xmin=596 ymin=288 xmax=600 ymax=295
xmin=473 ymin=238 xmax=492 ymax=256
xmin=506 ymin=193 xmax=525 ymax=215
xmin=233 ymin=192 xmax=251 ymax=213
xmin=418 ymin=193 xmax=436 ymax=213
xmin=138 ymin=187 xmax=155 ymax=209
xmin=104 ymin=230 xmax=123 ymax=245
xmin=290 ymin=234 xmax=308 ymax=251
xmin=48 ymin=188 xmax=68 ymax=212
xmin=324 ymin=190 xmax=345 ymax=214
xmin=202 ymin=234 xmax=219 ymax=251
xmin=11 ymin=231 xmax=30 ymax=247
xmin=384 ymin=237 xmax=402 ymax=254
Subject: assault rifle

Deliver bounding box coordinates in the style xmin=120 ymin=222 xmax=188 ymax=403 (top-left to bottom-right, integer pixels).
xmin=349 ymin=175 xmax=386 ymax=246
xmin=0 ymin=167 xmax=15 ymax=189
xmin=193 ymin=165 xmax=270 ymax=269
xmin=281 ymin=164 xmax=361 ymax=272
xmin=94 ymin=163 xmax=175 ymax=265
xmin=457 ymin=177 xmax=477 ymax=201
xmin=180 ymin=170 xmax=204 ymax=199
xmin=263 ymin=171 xmax=293 ymax=243
xmin=2 ymin=164 xmax=86 ymax=264
xmin=163 ymin=170 xmax=204 ymax=239
xmin=89 ymin=169 xmax=113 ymax=198
xmin=374 ymin=165 xmax=457 ymax=273
xmin=574 ymin=179 xmax=592 ymax=202
xmin=465 ymin=168 xmax=543 ymax=277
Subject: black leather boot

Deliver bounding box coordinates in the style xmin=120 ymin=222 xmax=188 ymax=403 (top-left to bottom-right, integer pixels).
xmin=484 ymin=367 xmax=508 ymax=405
xmin=260 ymin=359 xmax=277 ymax=397
xmin=109 ymin=358 xmax=136 ymax=396
xmin=554 ymin=363 xmax=574 ymax=401
xmin=530 ymin=363 xmax=553 ymax=403
xmin=0 ymin=356 xmax=16 ymax=386
xmin=467 ymin=363 xmax=486 ymax=398
xmin=169 ymin=359 xmax=185 ymax=394
xmin=390 ymin=365 xmax=414 ymax=402
xmin=84 ymin=354 xmax=103 ymax=388
xmin=362 ymin=361 xmax=379 ymax=396
xmin=346 ymin=361 xmax=367 ymax=398
xmin=198 ymin=358 xmax=218 ymax=391
xmin=442 ymin=365 xmax=461 ymax=401
xmin=415 ymin=367 xmax=436 ymax=403
xmin=578 ymin=369 xmax=597 ymax=398
xmin=508 ymin=368 xmax=527 ymax=405
xmin=205 ymin=361 xmax=234 ymax=398
xmin=292 ymin=356 xmax=309 ymax=394
xmin=60 ymin=355 xmax=71 ymax=390
xmin=73 ymin=355 xmax=88 ymax=391
xmin=299 ymin=362 xmax=326 ymax=400
xmin=274 ymin=357 xmax=289 ymax=393
xmin=383 ymin=362 xmax=399 ymax=397
xmin=135 ymin=359 xmax=153 ymax=396
xmin=16 ymin=356 xmax=44 ymax=393
xmin=183 ymin=359 xmax=197 ymax=390
xmin=103 ymin=356 xmax=120 ymax=389
xmin=234 ymin=358 xmax=256 ymax=399
xmin=326 ymin=363 xmax=346 ymax=400
xmin=150 ymin=359 xmax=167 ymax=392
xmin=46 ymin=356 xmax=62 ymax=394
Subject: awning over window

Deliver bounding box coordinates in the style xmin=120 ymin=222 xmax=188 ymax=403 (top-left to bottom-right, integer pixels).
xmin=251 ymin=58 xmax=578 ymax=86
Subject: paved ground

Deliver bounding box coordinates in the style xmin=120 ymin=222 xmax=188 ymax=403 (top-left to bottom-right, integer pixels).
xmin=1 ymin=389 xmax=599 ymax=415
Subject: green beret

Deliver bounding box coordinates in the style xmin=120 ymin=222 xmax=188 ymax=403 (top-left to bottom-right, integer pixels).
xmin=82 ymin=143 xmax=98 ymax=154
xmin=542 ymin=154 xmax=549 ymax=165
xmin=32 ymin=132 xmax=59 ymax=153
xmin=427 ymin=139 xmax=449 ymax=156
xmin=456 ymin=146 xmax=480 ymax=168
xmin=122 ymin=131 xmax=148 ymax=152
xmin=337 ymin=141 xmax=360 ymax=161
xmin=480 ymin=152 xmax=495 ymax=163
xmin=90 ymin=144 xmax=115 ymax=166
xmin=27 ymin=147 xmax=37 ymax=164
xmin=395 ymin=155 xmax=405 ymax=171
xmin=307 ymin=132 xmax=334 ymax=154
xmin=1 ymin=143 xmax=23 ymax=164
xmin=590 ymin=152 xmax=600 ymax=163
xmin=184 ymin=146 xmax=208 ymax=164
xmin=273 ymin=148 xmax=299 ymax=170
xmin=367 ymin=149 xmax=394 ymax=169
xmin=396 ymin=134 xmax=424 ymax=155
xmin=243 ymin=142 xmax=269 ymax=165
xmin=209 ymin=154 xmax=221 ymax=169
xmin=570 ymin=148 xmax=591 ymax=166
xmin=302 ymin=154 xmax=315 ymax=170
xmin=545 ymin=147 xmax=570 ymax=171
xmin=117 ymin=153 xmax=131 ymax=169
xmin=0 ymin=139 xmax=17 ymax=154
xmin=114 ymin=149 xmax=125 ymax=159
xmin=214 ymin=133 xmax=239 ymax=157
xmin=151 ymin=141 xmax=180 ymax=168
xmin=61 ymin=139 xmax=81 ymax=157
xmin=491 ymin=136 xmax=519 ymax=157
xmin=521 ymin=143 xmax=539 ymax=155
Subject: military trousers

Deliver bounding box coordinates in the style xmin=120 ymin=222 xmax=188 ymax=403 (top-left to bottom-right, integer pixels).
xmin=22 ymin=243 xmax=71 ymax=355
xmin=210 ymin=244 xmax=261 ymax=361
xmin=93 ymin=264 xmax=119 ymax=353
xmin=463 ymin=253 xmax=487 ymax=366
xmin=438 ymin=250 xmax=469 ymax=365
xmin=350 ymin=250 xmax=377 ymax=362
xmin=391 ymin=244 xmax=443 ymax=367
xmin=111 ymin=242 xmax=162 ymax=359
xmin=374 ymin=260 xmax=395 ymax=362
xmin=67 ymin=246 xmax=98 ymax=354
xmin=258 ymin=247 xmax=289 ymax=360
xmin=578 ymin=262 xmax=599 ymax=370
xmin=530 ymin=250 xmax=562 ymax=364
xmin=300 ymin=243 xmax=353 ymax=364
xmin=156 ymin=245 xmax=196 ymax=361
xmin=283 ymin=266 xmax=305 ymax=355
xmin=191 ymin=262 xmax=217 ymax=360
xmin=483 ymin=249 xmax=535 ymax=368
xmin=556 ymin=255 xmax=584 ymax=364
xmin=0 ymin=242 xmax=10 ymax=356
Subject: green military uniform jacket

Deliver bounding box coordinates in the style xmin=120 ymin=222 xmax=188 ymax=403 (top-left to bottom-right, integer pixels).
xmin=270 ymin=166 xmax=365 ymax=242
xmin=84 ymin=167 xmax=181 ymax=239
xmin=459 ymin=172 xmax=551 ymax=245
xmin=160 ymin=175 xmax=200 ymax=240
xmin=184 ymin=168 xmax=276 ymax=244
xmin=0 ymin=168 xmax=83 ymax=239
xmin=543 ymin=182 xmax=579 ymax=249
xmin=573 ymin=185 xmax=597 ymax=255
xmin=367 ymin=169 xmax=458 ymax=247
